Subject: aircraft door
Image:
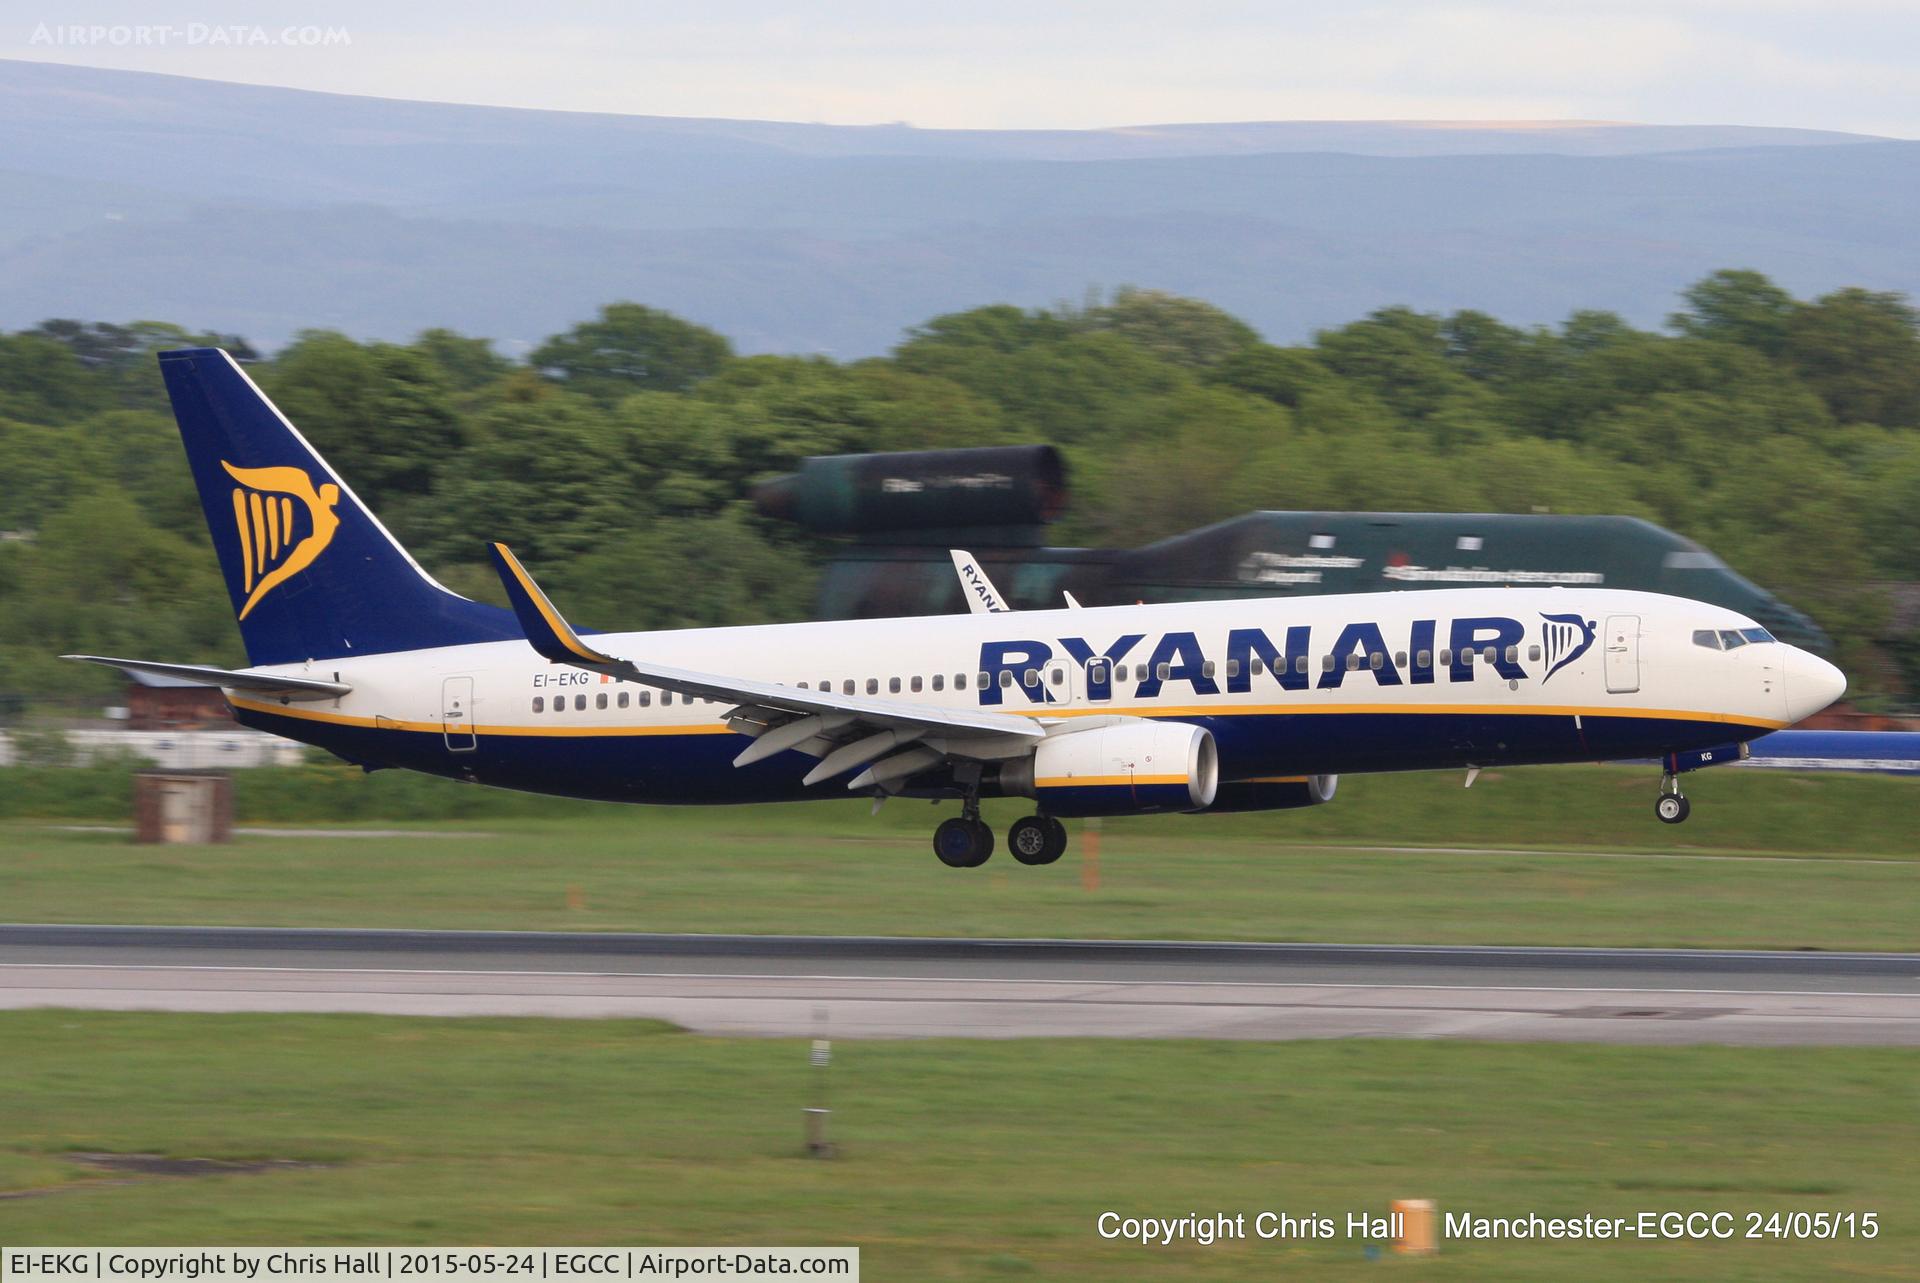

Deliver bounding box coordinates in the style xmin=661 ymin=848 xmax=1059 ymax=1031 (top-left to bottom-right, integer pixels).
xmin=442 ymin=675 xmax=477 ymax=751
xmin=1603 ymin=615 xmax=1640 ymax=694
xmin=1045 ymin=659 xmax=1074 ymax=707
xmin=1082 ymin=657 xmax=1111 ymax=703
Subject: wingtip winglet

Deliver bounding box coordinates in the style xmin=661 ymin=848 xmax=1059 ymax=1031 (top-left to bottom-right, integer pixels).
xmin=488 ymin=542 xmax=606 ymax=665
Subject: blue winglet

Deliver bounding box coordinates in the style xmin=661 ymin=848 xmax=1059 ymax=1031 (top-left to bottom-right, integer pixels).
xmin=488 ymin=543 xmax=611 ymax=667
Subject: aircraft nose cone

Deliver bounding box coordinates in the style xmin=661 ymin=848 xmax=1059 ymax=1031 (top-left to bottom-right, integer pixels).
xmin=1783 ymin=647 xmax=1847 ymax=724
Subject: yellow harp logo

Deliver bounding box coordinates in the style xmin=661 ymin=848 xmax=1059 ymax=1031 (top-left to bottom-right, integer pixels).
xmin=223 ymin=461 xmax=342 ymax=619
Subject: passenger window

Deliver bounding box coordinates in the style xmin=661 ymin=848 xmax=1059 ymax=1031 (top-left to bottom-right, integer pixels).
xmin=1346 ymin=653 xmax=1361 ymax=672
xmin=932 ymin=674 xmax=944 ymax=692
xmin=1225 ymin=659 xmax=1241 ymax=679
xmin=798 ymin=681 xmax=809 ymax=689
xmin=957 ymin=673 xmax=969 ymax=690
xmin=1249 ymin=657 xmax=1263 ymax=675
xmin=1294 ymin=655 xmax=1308 ymax=674
xmin=889 ymin=677 xmax=901 ymax=694
xmin=661 ymin=692 xmax=672 ymax=706
xmin=638 ymin=690 xmax=652 ymax=707
xmin=596 ymin=692 xmax=608 ymax=710
xmin=1393 ymin=651 xmax=1406 ymax=668
xmin=574 ymin=694 xmax=587 ymax=710
xmin=1369 ymin=652 xmax=1383 ymax=670
xmin=978 ymin=672 xmax=990 ymax=688
xmin=1023 ymin=668 xmax=1040 ymax=688
xmin=1202 ymin=660 xmax=1216 ymax=679
xmin=867 ymin=678 xmax=879 ymax=694
xmin=1156 ymin=663 xmax=1171 ymax=680
xmin=1321 ymin=655 xmax=1335 ymax=672
xmin=999 ymin=671 xmax=1014 ymax=688
xmin=532 ymin=696 xmax=544 ymax=713
xmin=1417 ymin=650 xmax=1432 ymax=668
xmin=618 ymin=691 xmax=629 ymax=708
xmin=1049 ymin=668 xmax=1063 ymax=685
xmin=1504 ymin=645 xmax=1518 ymax=665
xmin=1483 ymin=646 xmax=1497 ymax=665
xmin=843 ymin=680 xmax=855 ymax=695
xmin=1527 ymin=645 xmax=1541 ymax=662
xmin=910 ymin=676 xmax=922 ymax=693
xmin=1442 ymin=648 xmax=1456 ymax=667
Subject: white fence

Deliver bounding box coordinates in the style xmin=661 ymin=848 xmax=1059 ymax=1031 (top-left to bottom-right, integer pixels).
xmin=0 ymin=728 xmax=308 ymax=769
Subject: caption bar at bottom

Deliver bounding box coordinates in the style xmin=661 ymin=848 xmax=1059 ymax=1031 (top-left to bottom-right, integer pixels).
xmin=3 ymin=1251 xmax=858 ymax=1283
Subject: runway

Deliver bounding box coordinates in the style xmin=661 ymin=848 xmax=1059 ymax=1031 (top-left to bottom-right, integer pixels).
xmin=3 ymin=924 xmax=1917 ymax=1045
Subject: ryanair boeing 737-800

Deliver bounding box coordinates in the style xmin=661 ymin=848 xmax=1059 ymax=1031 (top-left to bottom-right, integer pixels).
xmin=67 ymin=349 xmax=1847 ymax=868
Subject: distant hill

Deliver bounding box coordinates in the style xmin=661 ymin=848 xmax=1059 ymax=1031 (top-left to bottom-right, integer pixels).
xmin=2 ymin=59 xmax=1915 ymax=354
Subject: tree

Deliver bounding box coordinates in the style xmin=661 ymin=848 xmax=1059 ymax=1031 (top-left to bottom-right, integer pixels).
xmin=529 ymin=303 xmax=732 ymax=400
xmin=1669 ymin=269 xmax=1799 ymax=355
xmin=412 ymin=328 xmax=512 ymax=392
xmin=1069 ymin=287 xmax=1261 ymax=369
xmin=1783 ymin=287 xmax=1920 ymax=428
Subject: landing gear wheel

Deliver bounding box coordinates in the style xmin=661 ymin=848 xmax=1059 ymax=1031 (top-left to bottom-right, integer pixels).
xmin=1656 ymin=793 xmax=1690 ymax=824
xmin=1008 ymin=815 xmax=1068 ymax=866
xmin=934 ymin=817 xmax=995 ymax=867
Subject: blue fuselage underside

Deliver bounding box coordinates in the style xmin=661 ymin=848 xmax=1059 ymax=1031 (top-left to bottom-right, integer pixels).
xmin=235 ymin=705 xmax=1763 ymax=805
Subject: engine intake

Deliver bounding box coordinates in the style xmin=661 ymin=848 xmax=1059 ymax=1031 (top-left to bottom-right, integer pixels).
xmin=997 ymin=722 xmax=1217 ymax=817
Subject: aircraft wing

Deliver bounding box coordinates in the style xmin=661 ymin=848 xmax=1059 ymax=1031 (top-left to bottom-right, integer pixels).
xmin=490 ymin=544 xmax=1044 ymax=789
xmin=62 ymin=655 xmax=351 ymax=700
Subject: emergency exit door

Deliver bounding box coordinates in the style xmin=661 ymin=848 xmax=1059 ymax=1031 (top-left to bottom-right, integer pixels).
xmin=442 ymin=676 xmax=477 ymax=751
xmin=1603 ymin=615 xmax=1640 ymax=694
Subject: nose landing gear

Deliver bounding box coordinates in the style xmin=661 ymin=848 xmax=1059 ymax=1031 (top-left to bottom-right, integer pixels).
xmin=1655 ymin=773 xmax=1691 ymax=824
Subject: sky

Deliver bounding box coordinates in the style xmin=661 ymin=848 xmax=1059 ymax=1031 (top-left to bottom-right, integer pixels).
xmin=8 ymin=0 xmax=1920 ymax=136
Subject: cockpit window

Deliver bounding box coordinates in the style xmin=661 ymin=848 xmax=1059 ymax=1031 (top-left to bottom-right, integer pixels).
xmin=1696 ymin=626 xmax=1777 ymax=651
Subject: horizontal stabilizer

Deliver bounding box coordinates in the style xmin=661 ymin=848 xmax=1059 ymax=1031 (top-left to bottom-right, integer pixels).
xmin=62 ymin=655 xmax=351 ymax=700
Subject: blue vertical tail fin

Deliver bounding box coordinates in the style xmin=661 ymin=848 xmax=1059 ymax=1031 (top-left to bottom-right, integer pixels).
xmin=160 ymin=347 xmax=520 ymax=666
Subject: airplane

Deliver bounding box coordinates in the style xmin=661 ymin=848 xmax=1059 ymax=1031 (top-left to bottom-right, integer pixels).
xmin=67 ymin=348 xmax=1847 ymax=869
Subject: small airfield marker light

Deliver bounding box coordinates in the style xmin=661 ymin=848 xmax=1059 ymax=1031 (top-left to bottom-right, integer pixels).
xmin=1392 ymin=1199 xmax=1437 ymax=1255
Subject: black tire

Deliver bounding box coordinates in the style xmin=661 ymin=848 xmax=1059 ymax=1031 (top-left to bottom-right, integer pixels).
xmin=965 ymin=819 xmax=995 ymax=867
xmin=1008 ymin=816 xmax=1057 ymax=866
xmin=1655 ymin=794 xmax=1690 ymax=824
xmin=934 ymin=817 xmax=980 ymax=867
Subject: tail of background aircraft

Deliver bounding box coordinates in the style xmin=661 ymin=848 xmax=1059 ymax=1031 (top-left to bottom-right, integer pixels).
xmin=160 ymin=347 xmax=520 ymax=667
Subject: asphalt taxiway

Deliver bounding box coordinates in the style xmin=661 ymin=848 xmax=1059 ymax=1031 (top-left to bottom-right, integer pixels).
xmin=2 ymin=925 xmax=1916 ymax=1045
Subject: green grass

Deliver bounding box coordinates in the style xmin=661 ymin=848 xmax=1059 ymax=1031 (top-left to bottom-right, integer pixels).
xmin=0 ymin=1012 xmax=1912 ymax=1281
xmin=1 ymin=765 xmax=1915 ymax=948
xmin=4 ymin=759 xmax=1919 ymax=855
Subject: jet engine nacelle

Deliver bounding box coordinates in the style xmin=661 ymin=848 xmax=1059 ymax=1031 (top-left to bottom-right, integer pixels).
xmin=1201 ymin=775 xmax=1339 ymax=813
xmin=997 ymin=721 xmax=1217 ymax=817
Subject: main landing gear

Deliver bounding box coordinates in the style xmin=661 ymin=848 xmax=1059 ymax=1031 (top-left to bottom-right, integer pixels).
xmin=931 ymin=801 xmax=1069 ymax=868
xmin=1007 ymin=815 xmax=1069 ymax=866
xmin=1655 ymin=772 xmax=1691 ymax=825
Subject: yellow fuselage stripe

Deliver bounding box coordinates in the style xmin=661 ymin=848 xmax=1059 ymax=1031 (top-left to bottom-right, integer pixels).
xmin=1037 ymin=774 xmax=1188 ymax=788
